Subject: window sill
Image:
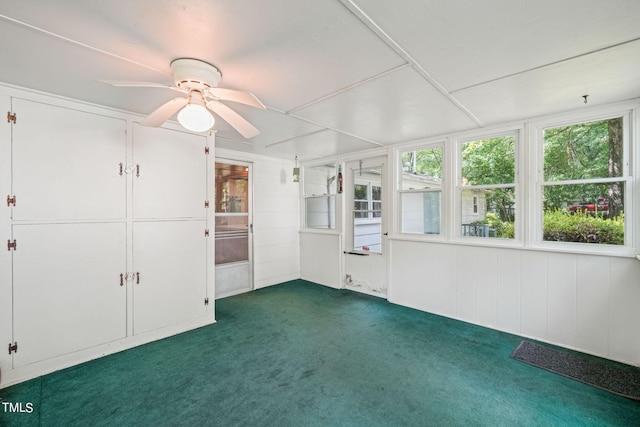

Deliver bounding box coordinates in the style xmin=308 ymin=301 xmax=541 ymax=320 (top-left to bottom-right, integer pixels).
xmin=299 ymin=228 xmax=340 ymax=236
xmin=389 ymin=234 xmax=637 ymax=259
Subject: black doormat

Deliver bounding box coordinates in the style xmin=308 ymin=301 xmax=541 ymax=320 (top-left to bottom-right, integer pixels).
xmin=510 ymin=340 xmax=640 ymax=400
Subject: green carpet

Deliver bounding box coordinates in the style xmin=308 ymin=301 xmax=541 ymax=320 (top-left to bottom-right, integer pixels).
xmin=2 ymin=280 xmax=640 ymax=426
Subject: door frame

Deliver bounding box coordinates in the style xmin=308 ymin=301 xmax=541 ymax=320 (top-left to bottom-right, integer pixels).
xmin=214 ymin=158 xmax=254 ymax=299
xmin=343 ymin=155 xmax=388 ymax=297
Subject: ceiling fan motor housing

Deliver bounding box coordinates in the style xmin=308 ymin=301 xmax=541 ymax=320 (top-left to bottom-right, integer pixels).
xmin=171 ymin=58 xmax=222 ymax=91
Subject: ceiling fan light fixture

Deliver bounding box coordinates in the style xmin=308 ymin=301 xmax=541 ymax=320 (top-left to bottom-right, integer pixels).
xmin=178 ymin=96 xmax=215 ymax=133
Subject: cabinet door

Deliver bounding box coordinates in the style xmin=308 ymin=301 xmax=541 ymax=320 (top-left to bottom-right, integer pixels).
xmin=11 ymin=99 xmax=127 ymax=221
xmin=12 ymin=223 xmax=127 ymax=367
xmin=132 ymin=220 xmax=208 ymax=335
xmin=132 ymin=125 xmax=207 ymax=219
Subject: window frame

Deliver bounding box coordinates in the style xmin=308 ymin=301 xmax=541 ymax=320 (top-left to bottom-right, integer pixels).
xmin=395 ymin=141 xmax=447 ymax=240
xmin=354 ymin=180 xmax=382 ymax=223
xmin=453 ymin=129 xmax=522 ymax=245
xmin=530 ymin=109 xmax=634 ymax=256
xmin=302 ymin=162 xmax=339 ymax=232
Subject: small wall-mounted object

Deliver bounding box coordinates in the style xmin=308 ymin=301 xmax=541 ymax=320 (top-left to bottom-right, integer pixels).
xmin=293 ymin=155 xmax=300 ymax=182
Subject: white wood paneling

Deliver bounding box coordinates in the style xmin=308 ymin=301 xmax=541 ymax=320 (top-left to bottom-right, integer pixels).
xmin=294 ymin=66 xmax=478 ymax=145
xmin=546 ymin=253 xmax=577 ymax=347
xmin=12 ymin=223 xmax=127 ymax=367
xmin=520 ymin=251 xmax=548 ymax=340
xmin=575 ymin=256 xmax=610 ymax=357
xmin=132 ymin=125 xmax=207 ymax=220
xmin=437 ymin=245 xmax=458 ymax=316
xmin=389 ymin=240 xmax=640 ymax=365
xmin=475 ymin=248 xmax=498 ymax=328
xmin=413 ymin=243 xmax=440 ymax=313
xmin=356 ymin=0 xmax=640 ymax=92
xmin=132 ymin=220 xmax=208 ymax=335
xmin=455 ymin=246 xmax=476 ymax=321
xmin=608 ymin=257 xmax=640 ymax=363
xmin=11 ymin=98 xmax=126 ymax=221
xmin=496 ymin=249 xmax=521 ymax=334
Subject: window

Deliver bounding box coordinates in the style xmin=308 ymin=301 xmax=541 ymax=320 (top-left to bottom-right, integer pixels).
xmin=214 ymin=162 xmax=250 ymax=265
xmin=354 ymin=181 xmax=381 ymax=222
xmin=541 ymin=116 xmax=627 ymax=246
xmin=352 ymin=168 xmax=383 ymax=253
xmin=304 ymin=164 xmax=337 ymax=229
xmin=399 ymin=145 xmax=443 ymax=235
xmin=458 ymin=134 xmax=517 ymax=239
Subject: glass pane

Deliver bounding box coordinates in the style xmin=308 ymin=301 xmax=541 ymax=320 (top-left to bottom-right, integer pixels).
xmin=401 ymin=191 xmax=441 ymax=235
xmin=304 ymin=164 xmax=337 ymax=196
xmin=305 ymin=195 xmax=335 ymax=229
xmin=543 ymin=117 xmax=623 ymax=181
xmin=353 ymin=212 xmax=382 ymax=253
xmin=215 ymin=215 xmax=249 ymax=264
xmin=543 ymin=182 xmax=624 ymax=245
xmin=372 ymin=185 xmax=381 ymax=201
xmin=460 ymin=187 xmax=515 ymax=238
xmin=354 ymin=201 xmax=368 ymax=218
xmin=354 ymin=184 xmax=367 ymax=200
xmin=461 ymin=135 xmax=515 ymax=185
xmin=215 ymin=163 xmax=248 ymax=213
xmin=401 ymin=146 xmax=443 ymax=188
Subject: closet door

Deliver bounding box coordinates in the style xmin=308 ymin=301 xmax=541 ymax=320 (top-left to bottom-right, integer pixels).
xmin=12 ymin=223 xmax=127 ymax=367
xmin=132 ymin=221 xmax=208 ymax=334
xmin=131 ymin=124 xmax=210 ymax=335
xmin=11 ymin=98 xmax=126 ymax=221
xmin=132 ymin=125 xmax=207 ymax=219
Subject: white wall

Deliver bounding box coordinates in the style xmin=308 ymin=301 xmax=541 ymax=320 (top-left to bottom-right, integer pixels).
xmin=215 ymin=148 xmax=300 ymax=289
xmin=388 ymin=240 xmax=640 ymax=365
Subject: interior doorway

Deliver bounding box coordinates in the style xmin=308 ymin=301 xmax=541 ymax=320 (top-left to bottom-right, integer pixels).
xmin=344 ymin=156 xmax=388 ymax=297
xmin=214 ymin=160 xmax=253 ymax=298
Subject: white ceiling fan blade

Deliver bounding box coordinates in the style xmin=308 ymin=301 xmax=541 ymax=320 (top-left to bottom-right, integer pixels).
xmin=206 ymin=100 xmax=260 ymax=138
xmin=206 ymin=88 xmax=266 ymax=110
xmin=140 ymin=97 xmax=188 ymax=127
xmin=99 ymin=80 xmax=187 ymax=93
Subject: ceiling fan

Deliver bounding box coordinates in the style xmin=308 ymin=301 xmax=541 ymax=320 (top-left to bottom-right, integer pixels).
xmin=101 ymin=58 xmax=266 ymax=138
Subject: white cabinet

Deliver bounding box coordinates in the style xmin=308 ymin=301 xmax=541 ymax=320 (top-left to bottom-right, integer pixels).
xmin=1 ymin=93 xmax=213 ymax=387
xmin=132 ymin=220 xmax=208 ymax=334
xmin=12 ymin=223 xmax=127 ymax=367
xmin=11 ymin=98 xmax=127 ymax=221
xmin=133 ymin=125 xmax=207 ymax=219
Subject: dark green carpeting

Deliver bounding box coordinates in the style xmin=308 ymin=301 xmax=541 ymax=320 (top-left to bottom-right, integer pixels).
xmin=2 ymin=280 xmax=640 ymax=426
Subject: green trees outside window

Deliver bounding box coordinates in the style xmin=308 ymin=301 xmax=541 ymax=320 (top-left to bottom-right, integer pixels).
xmin=543 ymin=117 xmax=625 ymax=245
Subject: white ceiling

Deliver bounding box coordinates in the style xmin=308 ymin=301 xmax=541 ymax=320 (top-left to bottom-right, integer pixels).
xmin=1 ymin=0 xmax=639 ymax=160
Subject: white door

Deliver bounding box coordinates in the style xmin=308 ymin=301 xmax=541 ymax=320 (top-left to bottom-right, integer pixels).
xmin=132 ymin=221 xmax=208 ymax=334
xmin=132 ymin=124 xmax=207 ymax=220
xmin=130 ymin=124 xmax=211 ymax=334
xmin=214 ymin=160 xmax=253 ymax=298
xmin=344 ymin=156 xmax=388 ymax=297
xmin=11 ymin=98 xmax=127 ymax=221
xmin=12 ymin=223 xmax=127 ymax=367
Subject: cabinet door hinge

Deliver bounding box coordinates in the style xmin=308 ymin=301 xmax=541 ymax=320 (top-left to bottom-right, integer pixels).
xmin=204 ymin=229 xmax=210 ymax=237
xmin=7 ymin=195 xmax=16 ymax=207
xmin=204 ymin=200 xmax=210 ymax=208
xmin=205 ymin=146 xmax=210 ymax=155
xmin=7 ymin=111 xmax=16 ymax=124
xmin=8 ymin=342 xmax=17 ymax=354
xmin=7 ymin=239 xmax=16 ymax=251
xmin=204 ymin=297 xmax=210 ymax=306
